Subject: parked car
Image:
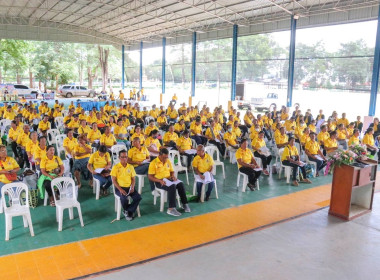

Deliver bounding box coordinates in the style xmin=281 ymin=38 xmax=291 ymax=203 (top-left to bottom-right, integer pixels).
xmin=251 ymin=92 xmax=299 ymax=112
xmin=58 ymin=85 xmax=96 ymax=98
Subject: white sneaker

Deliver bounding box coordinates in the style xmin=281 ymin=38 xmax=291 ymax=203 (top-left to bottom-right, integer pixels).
xmin=167 ymin=208 xmax=181 ymax=216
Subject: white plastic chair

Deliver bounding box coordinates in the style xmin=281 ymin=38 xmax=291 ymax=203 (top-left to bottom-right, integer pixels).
xmin=1 ymin=182 xmax=34 ymax=241
xmin=93 ymin=177 xmax=101 ymax=200
xmin=205 ymin=145 xmax=225 ymax=179
xmin=54 ymin=117 xmax=64 ymax=130
xmin=112 ymin=184 xmax=141 ymax=220
xmin=55 ymin=134 xmax=67 ymax=158
xmin=136 ymin=174 xmax=147 ymax=194
xmin=236 ymin=165 xmax=260 ymax=192
xmin=47 ymin=129 xmax=60 ymax=145
xmin=153 ymin=185 xmax=181 ymax=212
xmin=278 ymin=150 xmax=293 ymax=184
xmin=192 ymin=177 xmax=219 ymax=202
xmin=50 ymin=177 xmax=84 ymax=231
xmin=145 ymin=116 xmax=155 ymax=126
xmin=62 ymin=110 xmax=69 ymax=117
xmin=111 ymin=144 xmax=127 ymax=166
xmin=168 ymin=150 xmax=189 ymax=184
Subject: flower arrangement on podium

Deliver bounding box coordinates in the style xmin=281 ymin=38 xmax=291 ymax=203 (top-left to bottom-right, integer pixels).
xmin=324 ymin=149 xmax=358 ymax=175
xmin=349 ymin=144 xmax=370 ymax=161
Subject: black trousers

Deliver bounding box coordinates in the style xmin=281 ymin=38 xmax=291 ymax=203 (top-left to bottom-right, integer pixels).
xmin=282 ymin=160 xmax=306 ymax=181
xmin=11 ymin=141 xmax=19 ymax=158
xmin=153 ymin=181 xmax=188 ymax=208
xmin=115 ymin=187 xmax=142 ymax=215
xmin=254 ymin=151 xmax=272 ymax=169
xmin=181 ymin=153 xmax=194 ymax=167
xmin=209 ymin=140 xmax=226 ymax=156
xmin=239 ymin=167 xmax=261 ymax=185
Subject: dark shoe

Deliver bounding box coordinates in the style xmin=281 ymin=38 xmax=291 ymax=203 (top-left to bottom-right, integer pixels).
xmin=205 ymin=196 xmax=210 ymax=201
xmin=196 ymin=196 xmax=201 ymax=203
xmin=247 ymin=183 xmax=255 ymax=191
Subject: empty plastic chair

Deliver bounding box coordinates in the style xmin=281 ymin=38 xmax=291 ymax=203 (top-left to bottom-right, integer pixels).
xmin=50 ymin=177 xmax=84 ymax=231
xmin=1 ymin=182 xmax=34 ymax=241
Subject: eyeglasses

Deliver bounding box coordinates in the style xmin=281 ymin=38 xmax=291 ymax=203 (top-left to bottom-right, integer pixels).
xmin=119 ymin=156 xmax=128 ymax=159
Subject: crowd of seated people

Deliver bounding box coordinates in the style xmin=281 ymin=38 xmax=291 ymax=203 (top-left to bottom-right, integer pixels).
xmin=0 ymin=98 xmax=378 ymax=219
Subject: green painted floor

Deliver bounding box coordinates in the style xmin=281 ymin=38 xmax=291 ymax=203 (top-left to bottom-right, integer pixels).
xmin=0 ymin=158 xmax=333 ymax=256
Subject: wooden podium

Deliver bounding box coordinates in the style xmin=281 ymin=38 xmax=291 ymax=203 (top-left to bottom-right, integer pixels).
xmin=329 ymin=159 xmax=377 ymax=220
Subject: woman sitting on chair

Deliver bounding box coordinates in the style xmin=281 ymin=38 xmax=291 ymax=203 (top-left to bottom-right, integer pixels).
xmin=0 ymin=145 xmax=20 ymax=196
xmin=87 ymin=145 xmax=112 ymax=196
xmin=236 ymin=139 xmax=262 ymax=191
xmin=281 ymin=137 xmax=312 ymax=186
xmin=363 ymin=127 xmax=379 ymax=162
xmin=176 ymin=130 xmax=195 ymax=169
xmin=73 ymin=134 xmax=92 ymax=188
xmin=251 ymin=131 xmax=272 ymax=176
xmin=145 ymin=130 xmax=161 ymax=160
xmin=38 ymin=145 xmax=64 ymax=207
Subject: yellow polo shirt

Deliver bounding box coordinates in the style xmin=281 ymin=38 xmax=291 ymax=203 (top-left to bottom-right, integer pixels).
xmin=131 ymin=133 xmax=145 ymax=145
xmin=192 ymin=154 xmax=214 ymax=173
xmin=100 ymin=134 xmax=116 ymax=146
xmin=362 ymin=134 xmax=374 ymax=146
xmin=337 ymin=130 xmax=347 ymax=140
xmin=87 ymin=129 xmax=101 ymax=143
xmin=127 ymin=147 xmax=150 ymax=167
xmin=176 ymin=137 xmax=192 ymax=150
xmin=111 ymin=163 xmax=135 ymax=188
xmin=145 ymin=137 xmax=161 ymax=149
xmin=236 ymin=148 xmax=254 ymax=169
xmin=163 ymin=132 xmax=178 ymax=143
xmin=16 ymin=132 xmax=30 ymax=147
xmin=317 ymin=131 xmax=329 ymax=144
xmin=190 ymin=122 xmax=202 ymax=136
xmin=0 ymin=157 xmax=19 ymax=184
xmin=8 ymin=127 xmax=19 ymax=142
xmin=40 ymin=156 xmax=63 ymax=173
xmin=38 ymin=121 xmax=50 ymax=131
xmin=145 ymin=125 xmax=159 ymax=137
xmin=114 ymin=126 xmax=128 ymax=139
xmin=26 ymin=140 xmax=39 ymax=155
xmin=174 ymin=123 xmax=185 ymax=132
xmin=324 ymin=138 xmax=338 ymax=149
xmin=148 ymin=157 xmax=174 ymax=179
xmin=63 ymin=137 xmax=78 ymax=152
xmin=73 ymin=144 xmax=91 ymax=159
xmin=224 ymin=132 xmax=237 ymax=146
xmin=348 ymin=136 xmax=360 ymax=146
xmin=33 ymin=146 xmax=47 ymax=163
xmin=275 ymin=134 xmax=288 ymax=145
xmin=305 ymin=140 xmax=320 ymax=155
xmin=88 ymin=151 xmax=111 ymax=170
xmin=281 ymin=145 xmax=299 ymax=161
xmin=78 ymin=126 xmax=91 ymax=135
xmin=252 ymin=138 xmax=266 ymax=150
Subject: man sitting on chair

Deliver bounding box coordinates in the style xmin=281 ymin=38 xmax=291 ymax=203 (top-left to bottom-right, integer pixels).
xmin=236 ymin=139 xmax=262 ymax=191
xmin=148 ymin=148 xmax=191 ymax=217
xmin=111 ymin=149 xmax=142 ymax=221
xmin=192 ymin=145 xmax=214 ymax=202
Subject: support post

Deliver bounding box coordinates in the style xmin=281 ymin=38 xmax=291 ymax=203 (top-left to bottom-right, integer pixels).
xmin=286 ymin=16 xmax=297 ymax=107
xmin=231 ymin=24 xmax=238 ymax=101
xmin=162 ymin=37 xmax=166 ymax=94
xmin=191 ymin=32 xmax=197 ymax=97
xmin=121 ymin=45 xmax=125 ymax=89
xmin=139 ymin=41 xmax=143 ymax=90
xmin=369 ymin=5 xmax=380 ymax=116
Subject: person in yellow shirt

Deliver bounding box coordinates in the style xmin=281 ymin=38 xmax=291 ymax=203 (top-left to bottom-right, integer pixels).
xmin=324 ymin=131 xmax=338 ymax=154
xmin=145 ymin=130 xmax=161 ymax=159
xmin=300 ymin=128 xmax=311 ymax=147
xmin=38 ymin=115 xmax=51 ymax=137
xmin=243 ymin=110 xmax=254 ymax=128
xmin=119 ymin=90 xmax=125 ymax=101
xmin=275 ymin=127 xmax=288 ymax=148
xmin=192 ymin=145 xmax=215 ymax=202
xmin=111 ymin=149 xmax=142 ymax=221
xmin=348 ymin=129 xmax=361 ymax=146
xmin=9 ymin=120 xmax=21 ymax=161
xmin=100 ymin=126 xmax=117 ymax=149
xmin=38 ymin=145 xmax=64 ymax=206
xmin=336 ymin=123 xmax=348 ymax=150
xmin=87 ymin=145 xmax=112 ymax=196
xmin=252 ymin=131 xmax=272 ymax=176
xmin=281 ymin=137 xmax=312 ymax=186
xmin=308 ymin=119 xmax=317 ymax=133
xmin=26 ymin=131 xmax=39 ymax=166
xmin=205 ymin=119 xmax=225 ymax=156
xmin=145 ymin=119 xmax=159 ymax=137
xmin=87 ymin=123 xmax=102 ymax=147
xmin=174 ymin=119 xmax=186 ymax=135
xmin=171 ymin=93 xmax=178 ymax=106
xmin=148 ymin=148 xmax=190 ymax=216
xmin=16 ymin=124 xmax=31 ymax=168
xmin=163 ymin=124 xmax=179 ymax=148
xmin=73 ymin=134 xmax=92 ymax=188
xmin=305 ymin=132 xmax=327 ymax=176
xmin=3 ymin=105 xmax=15 ymax=120
xmin=131 ymin=125 xmax=145 ymax=146
xmin=157 ymin=111 xmax=169 ymax=131
xmin=33 ymin=136 xmax=47 ymax=167
xmin=0 ymin=145 xmax=20 ymax=193
xmin=176 ymin=130 xmax=195 ymax=168
xmin=127 ymin=137 xmax=150 ymax=175
xmin=337 ymin=113 xmax=349 ymax=127
xmin=362 ymin=128 xmax=378 ymax=159
xmin=236 ymin=139 xmax=261 ymax=191
xmin=190 ymin=117 xmax=207 ymax=145
xmin=67 ymin=114 xmax=80 ymax=132
xmin=224 ymin=124 xmax=239 ymax=150
xmin=114 ymin=118 xmax=131 ymax=148
xmin=78 ymin=119 xmax=91 ymax=136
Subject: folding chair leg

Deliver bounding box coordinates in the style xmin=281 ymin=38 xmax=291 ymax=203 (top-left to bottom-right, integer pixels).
xmin=27 ymin=214 xmax=34 ymax=237
xmin=77 ymin=206 xmax=84 ymax=227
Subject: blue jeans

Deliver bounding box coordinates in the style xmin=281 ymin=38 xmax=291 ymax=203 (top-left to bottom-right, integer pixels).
xmin=196 ymin=181 xmax=214 ymax=198
xmin=134 ymin=163 xmax=149 ymax=175
xmin=93 ymin=174 xmax=112 ymax=189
